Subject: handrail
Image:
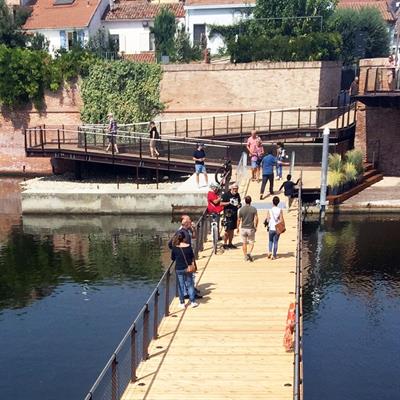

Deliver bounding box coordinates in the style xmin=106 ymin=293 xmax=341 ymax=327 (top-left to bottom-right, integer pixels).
xmin=293 ymin=171 xmax=303 ymax=400
xmin=363 ymin=67 xmax=400 ymax=93
xmin=83 ymin=210 xmax=210 ymax=400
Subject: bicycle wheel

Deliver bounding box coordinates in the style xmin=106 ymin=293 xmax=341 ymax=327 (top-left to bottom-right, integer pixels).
xmin=214 ymin=167 xmax=225 ymax=185
xmin=212 ymin=224 xmax=218 ymax=254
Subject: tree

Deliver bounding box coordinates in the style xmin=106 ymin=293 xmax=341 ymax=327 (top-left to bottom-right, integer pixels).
xmin=0 ymin=0 xmax=29 ymax=47
xmin=328 ymin=7 xmax=389 ymax=64
xmin=27 ymin=32 xmax=49 ymax=51
xmin=151 ymin=7 xmax=176 ymax=60
xmin=86 ymin=28 xmax=119 ymax=58
xmin=173 ymin=25 xmax=201 ymax=63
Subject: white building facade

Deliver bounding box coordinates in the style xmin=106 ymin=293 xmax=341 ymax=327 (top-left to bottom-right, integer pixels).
xmin=184 ymin=1 xmax=255 ymax=55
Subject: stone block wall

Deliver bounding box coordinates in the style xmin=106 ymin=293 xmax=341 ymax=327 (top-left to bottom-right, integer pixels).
xmin=161 ymin=61 xmax=342 ymax=113
xmin=0 ymin=84 xmax=82 ymax=174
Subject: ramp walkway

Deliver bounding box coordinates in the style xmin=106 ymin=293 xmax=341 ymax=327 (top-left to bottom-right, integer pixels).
xmin=121 ymin=177 xmax=302 ymax=400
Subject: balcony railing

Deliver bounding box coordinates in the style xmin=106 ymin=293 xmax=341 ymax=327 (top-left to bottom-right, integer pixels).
xmin=364 ymin=67 xmax=400 ymax=93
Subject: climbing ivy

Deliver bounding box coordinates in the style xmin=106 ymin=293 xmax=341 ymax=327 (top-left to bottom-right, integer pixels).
xmin=80 ymin=60 xmax=164 ymax=124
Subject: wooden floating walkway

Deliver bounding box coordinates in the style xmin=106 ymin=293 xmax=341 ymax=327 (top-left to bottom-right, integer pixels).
xmin=122 ymin=170 xmax=316 ymax=400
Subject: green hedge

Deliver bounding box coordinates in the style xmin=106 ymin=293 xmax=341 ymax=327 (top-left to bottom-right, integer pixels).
xmin=80 ymin=60 xmax=164 ymax=124
xmin=227 ymin=32 xmax=342 ymax=63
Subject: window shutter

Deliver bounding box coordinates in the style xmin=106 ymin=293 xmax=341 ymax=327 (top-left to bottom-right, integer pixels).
xmin=60 ymin=30 xmax=67 ymax=49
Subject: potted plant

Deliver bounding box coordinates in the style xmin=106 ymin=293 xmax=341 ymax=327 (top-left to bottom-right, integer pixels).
xmin=328 ymin=170 xmax=345 ymax=195
xmin=345 ymin=149 xmax=364 ymax=182
xmin=343 ymin=161 xmax=357 ymax=191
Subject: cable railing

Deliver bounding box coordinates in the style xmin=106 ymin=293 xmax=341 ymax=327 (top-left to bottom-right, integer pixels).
xmin=80 ymin=104 xmax=356 ymax=140
xmin=293 ymin=171 xmax=303 ymax=400
xmin=84 ymin=209 xmax=209 ymax=400
xmin=364 ymin=67 xmax=400 ymax=93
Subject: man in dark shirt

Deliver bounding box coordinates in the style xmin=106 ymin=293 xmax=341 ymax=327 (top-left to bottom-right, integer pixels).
xmin=149 ymin=121 xmax=160 ymax=158
xmin=193 ymin=143 xmax=208 ymax=188
xmin=279 ymin=174 xmax=300 ymax=211
xmin=221 ymin=183 xmax=241 ymax=249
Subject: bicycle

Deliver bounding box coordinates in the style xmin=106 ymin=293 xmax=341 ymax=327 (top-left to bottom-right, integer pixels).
xmin=210 ymin=213 xmax=220 ymax=255
xmin=215 ymin=159 xmax=232 ymax=194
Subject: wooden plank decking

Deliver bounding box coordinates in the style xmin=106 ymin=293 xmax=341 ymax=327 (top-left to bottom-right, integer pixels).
xmin=122 ymin=173 xmax=307 ymax=400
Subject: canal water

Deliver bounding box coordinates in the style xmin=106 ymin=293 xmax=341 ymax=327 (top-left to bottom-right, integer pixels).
xmin=303 ymin=215 xmax=400 ymax=400
xmin=0 ymin=179 xmax=177 ymax=400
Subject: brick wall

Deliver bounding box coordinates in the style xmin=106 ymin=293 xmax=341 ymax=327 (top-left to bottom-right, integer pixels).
xmin=356 ymin=105 xmax=400 ymax=175
xmin=0 ymin=84 xmax=82 ymax=174
xmin=161 ymin=61 xmax=342 ymax=113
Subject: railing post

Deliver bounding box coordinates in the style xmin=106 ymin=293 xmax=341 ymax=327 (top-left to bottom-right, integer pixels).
xmin=374 ymin=68 xmax=378 ymax=92
xmin=165 ymin=270 xmax=171 ymax=316
xmin=153 ymin=289 xmax=160 ymax=340
xmin=253 ymin=112 xmax=256 ymax=129
xmin=297 ymin=108 xmax=301 ymax=130
xmin=84 ymin=129 xmax=88 ymax=153
xmin=130 ymin=326 xmax=137 ymax=383
xmin=365 ymin=69 xmax=370 ymax=93
xmin=57 ymin=129 xmax=61 ymax=150
xmin=269 ymin=110 xmax=272 ymax=131
xmin=111 ymin=355 xmax=118 ymax=400
xmin=212 ymin=116 xmax=216 ymax=136
xmin=43 ymin=126 xmax=47 ymax=144
xmin=94 ymin=130 xmax=97 ymax=147
xmin=167 ymin=140 xmax=170 ymax=163
xmin=159 ymin=121 xmax=162 ymax=137
xmin=23 ymin=128 xmax=27 ymax=151
xmin=347 ymin=104 xmax=351 ymax=126
xmin=142 ymin=304 xmax=150 ymax=360
xmin=341 ymin=106 xmax=345 ymax=128
xmin=174 ymin=120 xmax=177 ymax=137
xmin=139 ymin=137 xmax=142 ymax=159
xmin=62 ymin=124 xmax=65 ymax=143
xmin=185 ymin=119 xmax=188 ymax=138
xmin=280 ymin=110 xmax=284 ymax=130
xmin=226 ymin=115 xmax=229 ymax=133
xmin=240 ymin=113 xmax=243 ymax=133
xmin=316 ymin=106 xmax=320 ymax=128
xmin=200 ymin=117 xmax=203 ymax=137
xmin=40 ymin=127 xmax=44 ymax=151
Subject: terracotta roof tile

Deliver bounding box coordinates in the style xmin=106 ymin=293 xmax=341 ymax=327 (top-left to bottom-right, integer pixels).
xmin=185 ymin=0 xmax=255 ymax=5
xmin=23 ymin=0 xmax=102 ymax=30
xmin=103 ymin=1 xmax=185 ymax=21
xmin=122 ymin=51 xmax=156 ymax=62
xmin=338 ymin=0 xmax=395 ymax=22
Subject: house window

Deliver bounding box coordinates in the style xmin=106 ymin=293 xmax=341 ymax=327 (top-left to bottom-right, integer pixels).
xmin=149 ymin=33 xmax=155 ymax=51
xmin=109 ymin=34 xmax=120 ymax=52
xmin=193 ymin=24 xmax=206 ymax=45
xmin=67 ymin=31 xmax=78 ymax=49
xmin=60 ymin=30 xmax=67 ymax=49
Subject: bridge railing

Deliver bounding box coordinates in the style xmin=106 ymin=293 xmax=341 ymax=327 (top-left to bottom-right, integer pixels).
xmin=24 ymin=127 xmax=232 ymax=164
xmin=364 ymin=67 xmax=400 ymax=93
xmin=82 ymin=105 xmax=355 ymax=140
xmin=293 ymin=173 xmax=303 ymax=400
xmin=83 ymin=209 xmax=209 ymax=400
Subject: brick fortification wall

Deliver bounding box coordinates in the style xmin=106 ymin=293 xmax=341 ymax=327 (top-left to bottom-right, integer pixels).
xmin=1 ymin=61 xmax=341 ymax=174
xmin=356 ymin=106 xmax=400 ymax=175
xmin=0 ymin=84 xmax=82 ymax=175
xmin=161 ymin=61 xmax=342 ymax=114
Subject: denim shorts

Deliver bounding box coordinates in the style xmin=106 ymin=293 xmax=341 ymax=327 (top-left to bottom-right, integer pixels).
xmin=251 ymin=159 xmax=258 ymax=168
xmin=195 ymin=164 xmax=206 ymax=174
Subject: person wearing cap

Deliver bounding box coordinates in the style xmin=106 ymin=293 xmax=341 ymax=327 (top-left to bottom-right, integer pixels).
xmin=106 ymin=113 xmax=119 ymax=154
xmin=193 ymin=143 xmax=208 ymax=188
xmin=220 ymin=182 xmax=241 ymax=249
xmin=207 ymin=182 xmax=224 ymax=238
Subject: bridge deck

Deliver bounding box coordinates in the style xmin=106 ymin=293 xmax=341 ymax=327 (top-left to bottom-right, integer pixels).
xmin=121 ymin=173 xmax=309 ymax=400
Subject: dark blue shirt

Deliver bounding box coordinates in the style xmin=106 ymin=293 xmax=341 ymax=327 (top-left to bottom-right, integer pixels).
xmin=193 ymin=149 xmax=205 ymax=165
xmin=171 ymin=245 xmax=194 ymax=271
xmin=261 ymin=154 xmax=276 ymax=175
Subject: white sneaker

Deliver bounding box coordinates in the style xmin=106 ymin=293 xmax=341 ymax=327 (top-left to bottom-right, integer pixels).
xmin=179 ymin=303 xmax=185 ymax=309
xmin=190 ymin=302 xmax=199 ymax=308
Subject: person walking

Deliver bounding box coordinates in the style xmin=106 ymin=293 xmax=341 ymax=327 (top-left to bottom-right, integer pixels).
xmin=221 ymin=182 xmax=241 ymax=249
xmin=279 ymin=174 xmax=300 ymax=211
xmin=207 ymin=182 xmax=224 ymax=236
xmin=276 ymin=142 xmax=287 ymax=180
xmin=193 ymin=143 xmax=208 ymax=188
xmin=246 ymin=130 xmax=261 ymax=181
xmin=170 ymin=233 xmax=198 ymax=309
xmin=265 ymin=196 xmax=284 ymax=260
xmin=237 ymin=195 xmax=258 ymax=262
xmin=149 ymin=121 xmax=160 ymax=158
xmin=254 ymin=137 xmax=264 ymax=182
xmin=259 ymin=149 xmax=276 ymax=200
xmin=106 ymin=113 xmax=119 ymax=154
xmin=348 ymin=76 xmax=359 ymax=102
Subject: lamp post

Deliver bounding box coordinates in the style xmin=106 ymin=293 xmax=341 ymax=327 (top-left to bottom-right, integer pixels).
xmin=319 ymin=127 xmax=330 ymax=218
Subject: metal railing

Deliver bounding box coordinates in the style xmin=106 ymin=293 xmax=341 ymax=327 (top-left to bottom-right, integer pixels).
xmin=293 ymin=172 xmax=303 ymax=400
xmin=83 ymin=210 xmax=210 ymax=400
xmin=23 ymin=126 xmax=232 ymax=165
xmin=81 ymin=105 xmax=356 ymax=140
xmin=364 ymin=67 xmax=400 ymax=92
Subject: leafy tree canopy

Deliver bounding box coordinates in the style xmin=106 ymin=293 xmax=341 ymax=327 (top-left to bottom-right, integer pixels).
xmin=0 ymin=0 xmax=30 ymax=47
xmin=151 ymin=7 xmax=176 ymax=60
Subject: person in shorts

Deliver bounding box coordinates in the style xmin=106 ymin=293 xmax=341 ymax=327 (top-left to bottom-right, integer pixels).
xmin=246 ymin=130 xmax=261 ymax=181
xmin=106 ymin=113 xmax=119 ymax=154
xmin=221 ymin=183 xmax=241 ymax=249
xmin=193 ymin=143 xmax=208 ymax=188
xmin=279 ymin=174 xmax=300 ymax=211
xmin=237 ymin=195 xmax=258 ymax=262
